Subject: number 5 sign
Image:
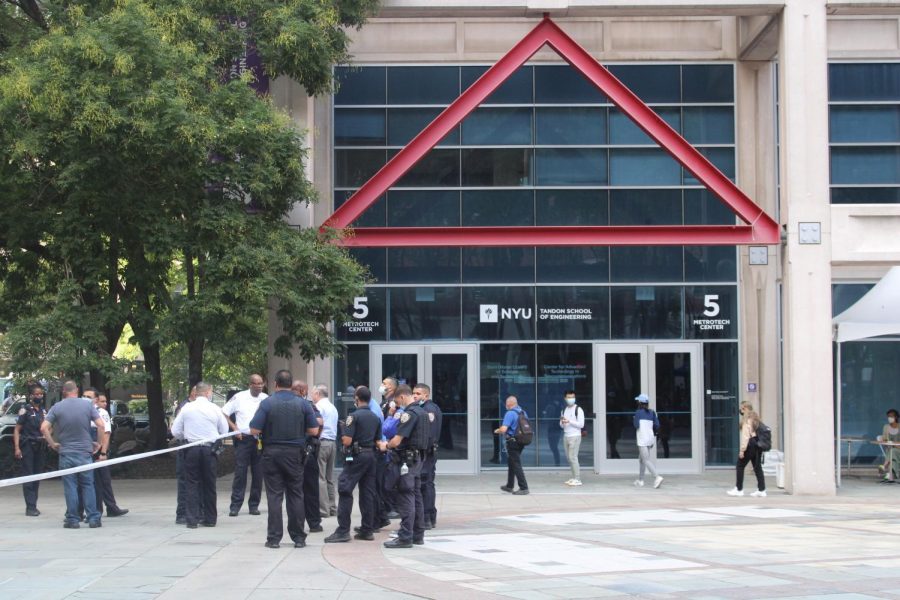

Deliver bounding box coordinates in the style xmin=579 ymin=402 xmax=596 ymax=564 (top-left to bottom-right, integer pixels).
xmin=703 ymin=294 xmax=720 ymax=317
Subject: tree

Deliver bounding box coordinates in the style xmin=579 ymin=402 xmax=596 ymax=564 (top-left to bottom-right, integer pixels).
xmin=0 ymin=0 xmax=375 ymax=447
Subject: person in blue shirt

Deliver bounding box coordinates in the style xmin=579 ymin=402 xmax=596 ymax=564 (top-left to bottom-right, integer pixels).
xmin=494 ymin=395 xmax=529 ymax=495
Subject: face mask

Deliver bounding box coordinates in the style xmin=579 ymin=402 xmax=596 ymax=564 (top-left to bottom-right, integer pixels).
xmin=890 ymin=417 xmax=896 ymax=425
xmin=565 ymin=397 xmax=576 ymax=406
xmin=378 ymin=385 xmax=387 ymax=395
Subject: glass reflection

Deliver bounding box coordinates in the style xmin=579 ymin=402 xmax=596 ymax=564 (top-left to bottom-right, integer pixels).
xmin=654 ymin=352 xmax=692 ymax=459
xmin=431 ymin=353 xmax=469 ymax=461
xmin=605 ymin=353 xmax=640 ymax=459
xmin=611 ymin=286 xmax=683 ymax=339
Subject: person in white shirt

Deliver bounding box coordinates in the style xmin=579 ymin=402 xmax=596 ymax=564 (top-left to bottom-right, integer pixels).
xmin=633 ymin=393 xmax=664 ymax=489
xmin=314 ymin=384 xmax=339 ymax=518
xmin=171 ymin=382 xmax=228 ymax=528
xmin=223 ymin=374 xmax=268 ymax=517
xmin=559 ymin=390 xmax=585 ymax=486
xmin=85 ymin=390 xmax=128 ymax=517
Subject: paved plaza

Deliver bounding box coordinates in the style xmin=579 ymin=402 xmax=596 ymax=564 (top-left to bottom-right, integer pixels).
xmin=1 ymin=470 xmax=899 ymax=599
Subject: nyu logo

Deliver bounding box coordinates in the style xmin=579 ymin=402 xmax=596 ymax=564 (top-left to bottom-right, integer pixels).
xmin=479 ymin=304 xmax=532 ymax=323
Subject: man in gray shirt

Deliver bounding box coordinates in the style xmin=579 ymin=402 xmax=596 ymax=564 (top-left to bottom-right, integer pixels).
xmin=41 ymin=380 xmax=107 ymax=529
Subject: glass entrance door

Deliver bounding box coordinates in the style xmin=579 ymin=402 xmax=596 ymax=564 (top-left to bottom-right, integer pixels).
xmin=593 ymin=344 xmax=702 ymax=474
xmin=370 ymin=344 xmax=477 ymax=474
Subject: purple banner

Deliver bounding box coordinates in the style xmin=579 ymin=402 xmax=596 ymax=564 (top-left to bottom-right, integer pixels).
xmin=226 ymin=17 xmax=269 ymax=96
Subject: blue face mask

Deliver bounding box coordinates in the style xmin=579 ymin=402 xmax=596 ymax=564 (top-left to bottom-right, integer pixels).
xmin=565 ymin=397 xmax=576 ymax=406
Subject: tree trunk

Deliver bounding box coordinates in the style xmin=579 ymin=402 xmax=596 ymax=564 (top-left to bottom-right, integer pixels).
xmin=141 ymin=340 xmax=168 ymax=450
xmin=187 ymin=338 xmax=204 ymax=388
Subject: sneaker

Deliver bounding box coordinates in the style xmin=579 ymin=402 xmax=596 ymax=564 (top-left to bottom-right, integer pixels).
xmin=512 ymin=489 xmax=529 ymax=495
xmin=726 ymin=488 xmax=744 ymax=496
xmin=564 ymin=479 xmax=574 ymax=485
xmin=653 ymin=476 xmax=664 ymax=489
xmin=750 ymin=490 xmax=767 ymax=497
xmin=633 ymin=479 xmax=644 ymax=487
xmin=500 ymin=485 xmax=514 ymax=493
xmin=570 ymin=479 xmax=583 ymax=486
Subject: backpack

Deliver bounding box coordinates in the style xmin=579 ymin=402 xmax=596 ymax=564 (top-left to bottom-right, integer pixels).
xmin=514 ymin=411 xmax=533 ymax=446
xmin=755 ymin=421 xmax=772 ymax=451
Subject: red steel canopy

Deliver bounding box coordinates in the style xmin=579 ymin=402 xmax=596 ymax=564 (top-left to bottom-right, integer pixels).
xmin=322 ymin=16 xmax=780 ymax=247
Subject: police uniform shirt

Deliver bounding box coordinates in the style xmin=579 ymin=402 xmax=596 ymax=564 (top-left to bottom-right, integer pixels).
xmin=90 ymin=407 xmax=112 ymax=434
xmin=394 ymin=406 xmax=419 ymax=448
xmin=422 ymin=400 xmax=442 ymax=446
xmin=343 ymin=407 xmax=382 ymax=447
xmin=171 ymin=396 xmax=229 ymax=442
xmin=249 ymin=390 xmax=318 ymax=446
xmin=17 ymin=404 xmax=45 ymax=441
xmin=222 ymin=389 xmax=268 ymax=434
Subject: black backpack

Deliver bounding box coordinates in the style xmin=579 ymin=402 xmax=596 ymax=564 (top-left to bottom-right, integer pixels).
xmin=514 ymin=411 xmax=533 ymax=446
xmin=756 ymin=422 xmax=772 ymax=452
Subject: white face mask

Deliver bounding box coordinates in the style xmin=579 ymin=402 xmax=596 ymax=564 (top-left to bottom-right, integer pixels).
xmin=890 ymin=417 xmax=896 ymax=425
xmin=565 ymin=397 xmax=576 ymax=406
xmin=378 ymin=385 xmax=387 ymax=396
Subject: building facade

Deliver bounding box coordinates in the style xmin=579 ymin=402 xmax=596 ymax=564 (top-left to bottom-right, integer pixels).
xmin=268 ymin=1 xmax=900 ymax=493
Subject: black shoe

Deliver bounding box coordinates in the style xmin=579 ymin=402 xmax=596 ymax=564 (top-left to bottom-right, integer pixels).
xmin=294 ymin=540 xmax=306 ymax=548
xmin=383 ymin=538 xmax=413 ymax=549
xmin=423 ymin=521 xmax=434 ymax=530
xmin=376 ymin=519 xmax=391 ymax=529
xmin=201 ymin=522 xmax=216 ymax=527
xmin=500 ymin=485 xmax=513 ymax=493
xmin=25 ymin=508 xmax=40 ymax=517
xmin=228 ymin=510 xmax=239 ymax=517
xmin=329 ymin=508 xmax=337 ymax=517
xmin=354 ymin=525 xmax=381 ymax=534
xmin=63 ymin=521 xmax=80 ymax=529
xmin=187 ymin=523 xmax=198 ymax=529
xmin=386 ymin=511 xmax=401 ymax=519
xmin=107 ymin=508 xmax=129 ymax=517
xmin=175 ymin=517 xmax=186 ymax=525
xmin=413 ymin=538 xmax=424 ymax=545
xmin=249 ymin=508 xmax=261 ymax=515
xmin=265 ymin=541 xmax=280 ymax=549
xmin=89 ymin=521 xmax=102 ymax=528
xmin=308 ymin=525 xmax=323 ymax=533
xmin=513 ymin=489 xmax=530 ymax=495
xmin=354 ymin=531 xmax=374 ymax=541
xmin=324 ymin=532 xmax=351 ymax=543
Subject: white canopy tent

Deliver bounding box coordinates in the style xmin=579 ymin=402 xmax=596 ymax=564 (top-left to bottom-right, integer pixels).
xmin=833 ymin=266 xmax=900 ymax=486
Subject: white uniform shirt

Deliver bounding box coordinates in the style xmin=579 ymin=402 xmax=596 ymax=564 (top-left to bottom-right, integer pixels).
xmin=171 ymin=396 xmax=228 ymax=442
xmin=222 ymin=389 xmax=268 ymax=434
xmin=90 ymin=407 xmax=112 ymax=433
xmin=316 ymin=397 xmax=339 ymax=441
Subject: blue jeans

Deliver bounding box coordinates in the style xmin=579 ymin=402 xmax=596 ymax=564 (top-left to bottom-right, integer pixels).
xmin=60 ymin=453 xmax=100 ymax=524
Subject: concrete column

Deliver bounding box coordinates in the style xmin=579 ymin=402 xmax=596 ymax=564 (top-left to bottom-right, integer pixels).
xmin=778 ymin=0 xmax=835 ymax=495
xmin=736 ymin=60 xmax=779 ymax=444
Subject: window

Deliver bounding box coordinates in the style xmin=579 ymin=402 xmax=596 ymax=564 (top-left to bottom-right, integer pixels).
xmin=829 ymin=63 xmax=900 ymax=204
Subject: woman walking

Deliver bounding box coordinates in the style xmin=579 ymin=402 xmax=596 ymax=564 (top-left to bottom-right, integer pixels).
xmin=727 ymin=401 xmax=766 ymax=497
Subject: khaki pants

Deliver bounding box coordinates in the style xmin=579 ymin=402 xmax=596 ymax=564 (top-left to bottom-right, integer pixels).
xmin=317 ymin=439 xmax=337 ymax=516
xmin=564 ymin=435 xmax=581 ymax=480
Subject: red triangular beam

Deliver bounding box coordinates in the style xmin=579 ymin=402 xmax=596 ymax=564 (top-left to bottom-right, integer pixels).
xmin=322 ymin=16 xmax=780 ymax=247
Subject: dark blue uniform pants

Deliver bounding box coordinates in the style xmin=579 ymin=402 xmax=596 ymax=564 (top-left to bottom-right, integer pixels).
xmin=335 ymin=450 xmax=376 ymax=535
xmin=506 ymin=439 xmax=528 ymax=490
xmin=375 ymin=455 xmax=389 ymax=521
xmin=420 ymin=452 xmax=437 ymax=526
xmin=303 ymin=444 xmax=321 ymax=528
xmin=19 ymin=441 xmax=45 ymax=510
xmin=184 ymin=445 xmax=217 ymax=526
xmin=262 ymin=445 xmax=306 ymax=545
xmin=93 ymin=461 xmax=120 ymax=513
xmin=230 ymin=437 xmax=261 ymax=512
xmin=385 ymin=457 xmax=424 ymax=543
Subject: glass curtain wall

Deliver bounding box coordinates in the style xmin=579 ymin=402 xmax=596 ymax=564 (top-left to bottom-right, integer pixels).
xmin=332 ymin=63 xmax=740 ymax=467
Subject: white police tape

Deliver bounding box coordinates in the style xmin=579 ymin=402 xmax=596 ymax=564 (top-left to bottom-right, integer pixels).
xmin=0 ymin=430 xmax=241 ymax=489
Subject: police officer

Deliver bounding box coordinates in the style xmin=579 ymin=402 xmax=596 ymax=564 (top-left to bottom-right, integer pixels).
xmin=324 ymin=386 xmax=381 ymax=543
xmin=250 ymin=370 xmax=319 ymax=549
xmin=381 ymin=384 xmax=430 ymax=548
xmin=13 ymin=383 xmax=47 ymax=516
xmin=414 ymin=383 xmax=442 ymax=530
xmin=292 ymin=380 xmax=324 ymax=533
